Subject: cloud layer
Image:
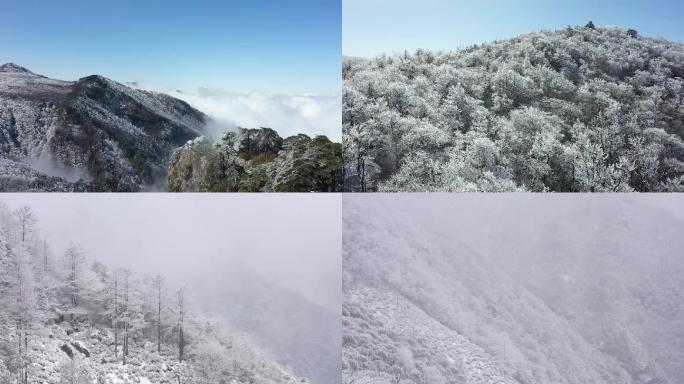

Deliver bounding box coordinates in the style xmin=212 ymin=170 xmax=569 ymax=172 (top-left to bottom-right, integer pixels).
xmin=137 ymin=83 xmax=341 ymax=141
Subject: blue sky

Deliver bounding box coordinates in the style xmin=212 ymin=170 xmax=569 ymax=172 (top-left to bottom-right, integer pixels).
xmin=344 ymin=0 xmax=684 ymax=57
xmin=0 ymin=0 xmax=340 ymax=94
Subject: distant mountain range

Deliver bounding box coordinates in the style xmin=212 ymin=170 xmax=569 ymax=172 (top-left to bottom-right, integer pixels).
xmin=0 ymin=63 xmax=342 ymax=192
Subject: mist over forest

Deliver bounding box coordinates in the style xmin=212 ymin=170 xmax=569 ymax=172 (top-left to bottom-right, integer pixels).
xmin=0 ymin=194 xmax=341 ymax=384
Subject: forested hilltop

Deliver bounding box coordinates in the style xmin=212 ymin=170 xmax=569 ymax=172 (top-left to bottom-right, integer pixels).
xmin=167 ymin=127 xmax=343 ymax=192
xmin=343 ymin=23 xmax=684 ymax=191
xmin=0 ymin=202 xmax=307 ymax=383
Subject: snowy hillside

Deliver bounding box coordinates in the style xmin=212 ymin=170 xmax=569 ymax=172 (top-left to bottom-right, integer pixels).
xmin=343 ymin=25 xmax=684 ymax=192
xmin=344 ymin=286 xmax=516 ymax=384
xmin=0 ymin=63 xmax=207 ymax=191
xmin=0 ymin=202 xmax=308 ymax=383
xmin=188 ymin=260 xmax=341 ymax=384
xmin=342 ymin=195 xmax=684 ymax=383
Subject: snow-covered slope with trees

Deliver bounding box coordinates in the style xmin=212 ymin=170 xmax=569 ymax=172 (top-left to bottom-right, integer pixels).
xmin=343 ymin=24 xmax=684 ymax=191
xmin=342 ymin=195 xmax=684 ymax=383
xmin=192 ymin=263 xmax=341 ymax=384
xmin=0 ymin=202 xmax=308 ymax=383
xmin=0 ymin=63 xmax=207 ymax=191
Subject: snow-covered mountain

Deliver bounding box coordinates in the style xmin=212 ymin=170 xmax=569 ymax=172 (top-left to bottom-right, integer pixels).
xmin=0 ymin=63 xmax=344 ymax=192
xmin=343 ymin=25 xmax=684 ymax=192
xmin=0 ymin=202 xmax=309 ymax=383
xmin=0 ymin=63 xmax=207 ymax=191
xmin=342 ymin=195 xmax=684 ymax=384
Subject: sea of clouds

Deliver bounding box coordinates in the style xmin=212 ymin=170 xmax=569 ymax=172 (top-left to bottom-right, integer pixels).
xmin=134 ymin=83 xmax=340 ymax=141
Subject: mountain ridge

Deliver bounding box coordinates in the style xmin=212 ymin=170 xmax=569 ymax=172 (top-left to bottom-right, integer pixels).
xmin=0 ymin=64 xmax=208 ymax=191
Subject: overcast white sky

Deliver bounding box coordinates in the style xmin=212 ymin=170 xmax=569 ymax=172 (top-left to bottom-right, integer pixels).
xmin=0 ymin=193 xmax=341 ymax=311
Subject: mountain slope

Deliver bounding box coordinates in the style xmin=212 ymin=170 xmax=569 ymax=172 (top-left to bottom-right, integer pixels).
xmin=0 ymin=203 xmax=308 ymax=383
xmin=0 ymin=63 xmax=207 ymax=191
xmin=344 ymin=286 xmax=516 ymax=384
xmin=342 ymin=195 xmax=684 ymax=383
xmin=343 ymin=25 xmax=684 ymax=192
xmin=191 ymin=261 xmax=341 ymax=384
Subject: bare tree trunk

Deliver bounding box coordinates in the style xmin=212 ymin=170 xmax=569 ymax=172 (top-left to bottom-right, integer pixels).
xmin=154 ymin=275 xmax=163 ymax=354
xmin=123 ymin=321 xmax=128 ymax=365
xmin=16 ymin=317 xmax=22 ymax=381
xmin=114 ymin=320 xmax=118 ymax=359
xmin=113 ymin=274 xmax=118 ymax=360
xmin=123 ymin=272 xmax=129 ymax=365
xmin=23 ymin=313 xmax=28 ymax=384
xmin=158 ymin=280 xmax=162 ymax=353
xmin=122 ymin=323 xmax=126 ymax=365
xmin=177 ymin=288 xmax=185 ymax=362
xmin=16 ymin=263 xmax=23 ymax=383
xmin=43 ymin=241 xmax=49 ymax=273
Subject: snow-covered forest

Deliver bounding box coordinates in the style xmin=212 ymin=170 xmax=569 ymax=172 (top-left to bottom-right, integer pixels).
xmin=343 ymin=24 xmax=684 ymax=191
xmin=0 ymin=201 xmax=313 ymax=383
xmin=342 ymin=194 xmax=684 ymax=383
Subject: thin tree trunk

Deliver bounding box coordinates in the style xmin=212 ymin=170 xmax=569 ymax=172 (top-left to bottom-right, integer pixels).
xmin=114 ymin=321 xmax=118 ymax=359
xmin=123 ymin=321 xmax=128 ymax=365
xmin=158 ymin=286 xmax=162 ymax=353
xmin=177 ymin=289 xmax=185 ymax=362
xmin=113 ymin=275 xmax=118 ymax=360
xmin=23 ymin=315 xmax=28 ymax=384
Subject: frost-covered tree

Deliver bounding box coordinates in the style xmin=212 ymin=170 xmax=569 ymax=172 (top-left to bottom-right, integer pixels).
xmin=61 ymin=244 xmax=89 ymax=323
xmin=153 ymin=275 xmax=164 ymax=353
xmin=176 ymin=288 xmax=186 ymax=362
xmin=12 ymin=207 xmax=36 ymax=243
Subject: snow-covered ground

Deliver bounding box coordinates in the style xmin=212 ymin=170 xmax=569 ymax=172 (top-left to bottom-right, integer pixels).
xmin=342 ymin=195 xmax=684 ymax=384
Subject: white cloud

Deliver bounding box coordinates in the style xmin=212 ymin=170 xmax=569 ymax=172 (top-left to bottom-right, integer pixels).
xmin=135 ymin=83 xmax=341 ymax=141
